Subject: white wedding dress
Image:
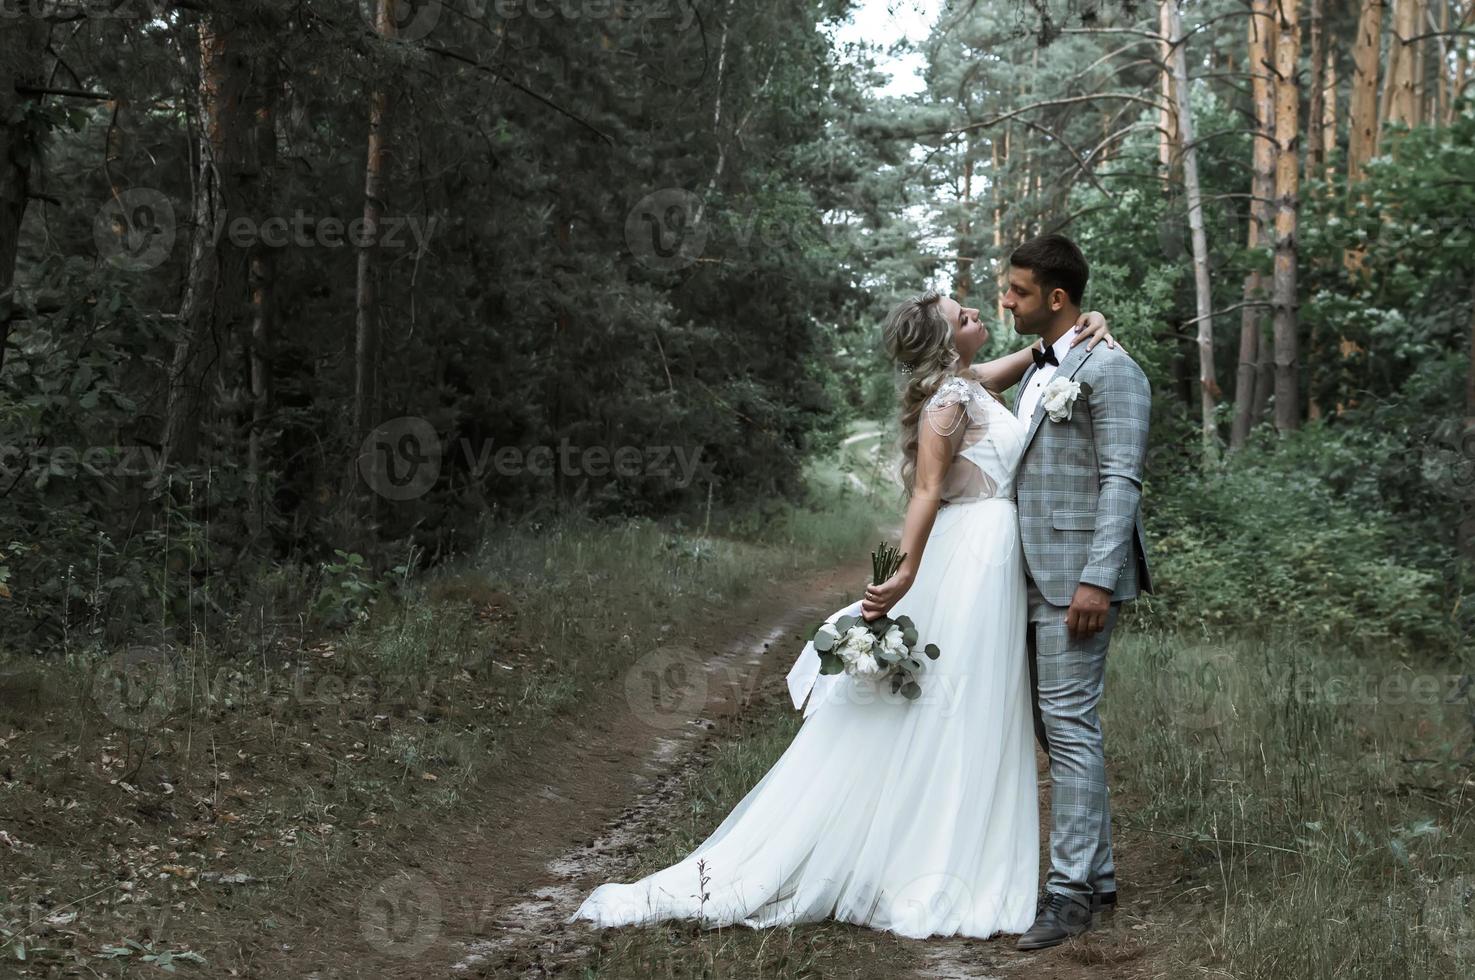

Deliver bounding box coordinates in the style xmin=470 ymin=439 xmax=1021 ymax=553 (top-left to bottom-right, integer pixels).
xmin=566 ymin=374 xmax=1039 ymax=939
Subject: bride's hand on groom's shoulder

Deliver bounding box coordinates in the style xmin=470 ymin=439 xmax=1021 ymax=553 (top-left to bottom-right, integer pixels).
xmin=861 ymin=569 xmax=914 ymax=621
xmin=1069 ymin=310 xmax=1123 ymax=353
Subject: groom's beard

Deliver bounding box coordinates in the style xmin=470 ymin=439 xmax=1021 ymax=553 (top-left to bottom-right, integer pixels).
xmin=1010 ymin=310 xmax=1047 ymax=336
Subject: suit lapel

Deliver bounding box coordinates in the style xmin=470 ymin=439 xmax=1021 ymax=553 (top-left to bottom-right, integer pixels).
xmin=1021 ymin=339 xmax=1097 ymax=452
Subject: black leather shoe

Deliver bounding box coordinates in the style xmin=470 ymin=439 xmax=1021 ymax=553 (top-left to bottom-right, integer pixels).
xmin=1016 ymin=891 xmax=1093 ymax=951
xmin=1091 ymin=890 xmax=1117 ymax=913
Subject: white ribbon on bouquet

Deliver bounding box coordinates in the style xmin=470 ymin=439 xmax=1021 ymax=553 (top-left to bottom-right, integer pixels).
xmin=785 ymin=598 xmax=865 ymax=719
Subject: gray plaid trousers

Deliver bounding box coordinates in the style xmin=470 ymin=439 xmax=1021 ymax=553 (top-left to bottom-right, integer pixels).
xmin=1012 ymin=341 xmax=1151 ymax=905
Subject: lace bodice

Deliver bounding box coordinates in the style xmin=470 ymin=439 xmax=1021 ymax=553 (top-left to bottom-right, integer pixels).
xmin=922 ymin=374 xmax=1028 ymax=504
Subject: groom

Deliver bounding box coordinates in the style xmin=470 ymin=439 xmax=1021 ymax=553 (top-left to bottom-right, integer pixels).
xmin=1004 ymin=234 xmax=1152 ymax=951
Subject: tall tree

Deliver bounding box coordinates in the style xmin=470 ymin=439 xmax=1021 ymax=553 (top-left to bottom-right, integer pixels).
xmin=248 ymin=56 xmax=279 ymax=533
xmin=1233 ymin=0 xmax=1279 ymax=449
xmin=1272 ymin=0 xmax=1303 ymax=432
xmin=1307 ymin=0 xmax=1329 ymax=177
xmin=1162 ymin=0 xmax=1218 ymax=458
xmin=1347 ymin=0 xmax=1386 ymax=184
xmin=0 ymin=11 xmax=50 ymax=376
xmin=1382 ymin=0 xmax=1427 ymax=127
xmin=162 ymin=9 xmax=275 ymax=469
xmin=354 ymin=0 xmax=394 ymax=463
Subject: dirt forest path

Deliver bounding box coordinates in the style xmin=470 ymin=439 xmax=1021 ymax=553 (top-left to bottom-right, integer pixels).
xmin=249 ymin=555 xmax=1183 ymax=980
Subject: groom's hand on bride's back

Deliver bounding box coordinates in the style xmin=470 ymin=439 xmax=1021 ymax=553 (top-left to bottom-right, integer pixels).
xmin=1065 ymin=582 xmax=1112 ymax=638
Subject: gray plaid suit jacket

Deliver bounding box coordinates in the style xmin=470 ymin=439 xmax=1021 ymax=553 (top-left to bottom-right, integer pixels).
xmin=1012 ymin=341 xmax=1153 ymax=607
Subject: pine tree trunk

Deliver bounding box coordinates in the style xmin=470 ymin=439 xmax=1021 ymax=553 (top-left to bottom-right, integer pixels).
xmin=248 ymin=60 xmax=279 ymax=534
xmin=1233 ymin=0 xmax=1278 ymax=449
xmin=1348 ymin=0 xmax=1386 ymax=185
xmin=957 ymin=137 xmax=973 ymax=301
xmin=1322 ymin=55 xmax=1338 ymax=184
xmin=1163 ymin=0 xmax=1219 ymax=459
xmin=1385 ymin=0 xmax=1426 ymax=128
xmin=1158 ymin=0 xmax=1178 ymax=177
xmin=1307 ymin=0 xmax=1327 ymax=176
xmin=992 ymin=133 xmax=1005 ymax=330
xmin=1463 ymin=279 xmax=1475 ymax=559
xmin=1454 ymin=4 xmax=1471 ymax=124
xmin=0 ymin=11 xmax=48 ymax=377
xmin=162 ymin=12 xmax=266 ymax=469
xmin=1434 ymin=0 xmax=1451 ymax=123
xmin=1272 ymin=0 xmax=1303 ymax=433
xmin=355 ymin=0 xmax=395 ymax=456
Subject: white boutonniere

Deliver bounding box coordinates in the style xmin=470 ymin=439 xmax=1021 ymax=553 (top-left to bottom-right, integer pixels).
xmin=1041 ymin=377 xmax=1088 ymax=422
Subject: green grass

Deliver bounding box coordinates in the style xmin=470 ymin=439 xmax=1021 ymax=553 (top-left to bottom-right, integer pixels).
xmin=576 ymin=623 xmax=1475 ymax=979
xmin=0 ymin=483 xmax=888 ymax=975
xmin=1105 ymin=631 xmax=1475 ymax=978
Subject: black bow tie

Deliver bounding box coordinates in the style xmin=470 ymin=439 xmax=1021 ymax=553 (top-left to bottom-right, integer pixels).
xmin=1032 ymin=344 xmax=1059 ymax=370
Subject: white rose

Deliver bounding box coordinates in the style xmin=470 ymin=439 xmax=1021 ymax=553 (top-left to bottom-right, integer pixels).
xmin=850 ymin=652 xmax=884 ymax=677
xmin=1041 ymin=378 xmax=1083 ymax=422
xmin=881 ymin=626 xmax=906 ymax=655
xmin=844 ymin=626 xmax=876 ymax=653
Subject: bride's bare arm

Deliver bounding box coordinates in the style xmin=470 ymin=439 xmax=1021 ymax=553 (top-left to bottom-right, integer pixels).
xmin=860 ymin=403 xmax=959 ymax=621
xmin=968 ymin=310 xmax=1116 ymax=393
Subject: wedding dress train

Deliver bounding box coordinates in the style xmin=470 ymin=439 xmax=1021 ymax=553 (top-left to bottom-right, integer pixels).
xmin=566 ymin=375 xmax=1039 ymax=939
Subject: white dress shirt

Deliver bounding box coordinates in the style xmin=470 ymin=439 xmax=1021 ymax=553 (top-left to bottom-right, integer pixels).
xmin=1015 ymin=330 xmax=1077 ymax=421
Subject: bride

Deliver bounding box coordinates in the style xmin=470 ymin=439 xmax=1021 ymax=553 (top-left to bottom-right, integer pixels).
xmin=566 ymin=292 xmax=1115 ymax=940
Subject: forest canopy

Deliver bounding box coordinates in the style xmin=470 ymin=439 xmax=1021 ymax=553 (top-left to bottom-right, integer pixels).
xmin=0 ymin=0 xmax=1470 ymax=652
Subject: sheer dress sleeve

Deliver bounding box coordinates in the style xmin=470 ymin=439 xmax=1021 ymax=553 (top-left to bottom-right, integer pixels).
xmin=920 ymin=376 xmax=998 ymax=502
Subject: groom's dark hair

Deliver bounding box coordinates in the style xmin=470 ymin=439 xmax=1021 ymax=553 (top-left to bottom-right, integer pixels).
xmin=1009 ymin=234 xmax=1089 ymax=307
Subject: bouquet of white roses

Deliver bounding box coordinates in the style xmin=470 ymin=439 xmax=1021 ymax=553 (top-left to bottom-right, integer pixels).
xmin=810 ymin=543 xmax=940 ymax=701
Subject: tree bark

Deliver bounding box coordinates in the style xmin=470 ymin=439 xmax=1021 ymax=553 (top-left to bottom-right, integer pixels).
xmin=1158 ymin=0 xmax=1179 ymax=177
xmin=1272 ymin=0 xmax=1302 ymax=433
xmin=1347 ymin=0 xmax=1386 ymax=185
xmin=1321 ymin=54 xmax=1338 ymax=184
xmin=1307 ymin=0 xmax=1327 ymax=177
xmin=1233 ymin=0 xmax=1278 ymax=450
xmin=957 ymin=136 xmax=973 ymax=301
xmin=354 ymin=0 xmax=395 ymax=454
xmin=1455 ymin=3 xmax=1472 ymax=123
xmin=1463 ymin=278 xmax=1475 ymax=559
xmin=1163 ymin=0 xmax=1219 ymax=459
xmin=992 ymin=131 xmax=1005 ymax=329
xmin=248 ymin=58 xmax=278 ymax=533
xmin=162 ymin=11 xmax=270 ymax=470
xmin=0 ymin=10 xmax=49 ymax=378
xmin=1384 ymin=0 xmax=1427 ymax=128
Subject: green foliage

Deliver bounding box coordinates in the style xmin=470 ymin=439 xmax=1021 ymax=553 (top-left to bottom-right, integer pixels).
xmin=1144 ymin=423 xmax=1458 ymax=650
xmin=310 ymin=551 xmax=384 ymax=629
